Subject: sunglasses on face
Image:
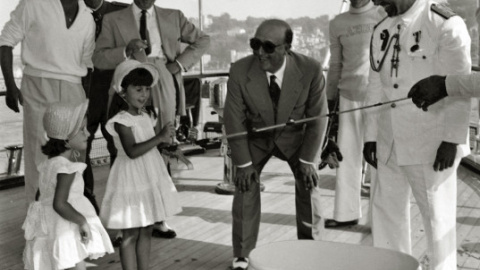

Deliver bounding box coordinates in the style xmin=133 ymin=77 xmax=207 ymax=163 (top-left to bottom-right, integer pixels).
xmin=250 ymin=38 xmax=284 ymax=54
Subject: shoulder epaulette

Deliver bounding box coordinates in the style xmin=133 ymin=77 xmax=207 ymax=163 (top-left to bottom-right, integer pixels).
xmin=373 ymin=16 xmax=388 ymax=30
xmin=111 ymin=1 xmax=130 ymax=8
xmin=431 ymin=3 xmax=456 ymax=19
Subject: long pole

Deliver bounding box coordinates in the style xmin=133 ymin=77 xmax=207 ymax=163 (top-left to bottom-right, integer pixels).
xmin=222 ymin=97 xmax=410 ymax=140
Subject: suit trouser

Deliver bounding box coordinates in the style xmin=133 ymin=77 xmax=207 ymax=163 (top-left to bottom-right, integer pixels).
xmin=21 ymin=74 xmax=86 ymax=203
xmin=232 ymin=147 xmax=324 ymax=258
xmin=147 ymin=57 xmax=177 ymax=132
xmin=84 ymin=70 xmax=118 ymax=199
xmin=333 ymin=96 xmax=366 ymax=221
xmin=372 ymin=144 xmax=458 ymax=270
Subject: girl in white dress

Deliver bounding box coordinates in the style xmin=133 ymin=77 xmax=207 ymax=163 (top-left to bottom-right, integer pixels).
xmin=100 ymin=60 xmax=181 ymax=270
xmin=22 ymin=100 xmax=114 ymax=270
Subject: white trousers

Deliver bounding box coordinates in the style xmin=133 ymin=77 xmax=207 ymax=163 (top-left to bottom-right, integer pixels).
xmin=372 ymin=144 xmax=458 ymax=270
xmin=21 ymin=75 xmax=86 ymax=203
xmin=333 ymin=96 xmax=366 ymax=221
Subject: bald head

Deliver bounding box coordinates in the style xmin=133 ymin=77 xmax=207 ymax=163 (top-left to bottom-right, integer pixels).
xmin=255 ymin=19 xmax=293 ymax=48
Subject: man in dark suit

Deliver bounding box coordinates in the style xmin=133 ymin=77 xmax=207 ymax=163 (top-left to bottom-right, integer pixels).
xmin=82 ymin=0 xmax=129 ymax=216
xmin=223 ymin=19 xmax=328 ymax=270
xmin=92 ymin=0 xmax=210 ymax=239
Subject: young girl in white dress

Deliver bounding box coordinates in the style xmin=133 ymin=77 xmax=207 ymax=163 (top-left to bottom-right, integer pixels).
xmin=22 ymin=100 xmax=114 ymax=270
xmin=100 ymin=60 xmax=182 ymax=270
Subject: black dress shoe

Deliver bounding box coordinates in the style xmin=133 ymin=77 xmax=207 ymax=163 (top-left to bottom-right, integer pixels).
xmin=111 ymin=236 xmax=123 ymax=247
xmin=325 ymin=219 xmax=359 ymax=228
xmin=152 ymin=228 xmax=177 ymax=238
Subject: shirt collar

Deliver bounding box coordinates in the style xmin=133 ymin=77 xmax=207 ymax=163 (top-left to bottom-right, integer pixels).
xmin=398 ymin=0 xmax=424 ymax=24
xmin=132 ymin=3 xmax=155 ymax=16
xmin=349 ymin=1 xmax=375 ymax=14
xmin=266 ymin=55 xmax=287 ymax=87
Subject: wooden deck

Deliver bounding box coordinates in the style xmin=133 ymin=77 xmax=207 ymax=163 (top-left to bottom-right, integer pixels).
xmin=1 ymin=150 xmax=480 ymax=270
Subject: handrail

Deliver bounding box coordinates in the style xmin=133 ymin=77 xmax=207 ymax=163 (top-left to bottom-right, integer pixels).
xmin=1 ymin=66 xmax=480 ymax=97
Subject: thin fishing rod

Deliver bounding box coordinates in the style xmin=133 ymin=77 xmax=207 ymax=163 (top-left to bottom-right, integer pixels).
xmin=222 ymin=96 xmax=410 ymax=140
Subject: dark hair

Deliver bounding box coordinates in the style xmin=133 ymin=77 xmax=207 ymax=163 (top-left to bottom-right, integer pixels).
xmin=41 ymin=138 xmax=69 ymax=158
xmin=121 ymin=68 xmax=154 ymax=89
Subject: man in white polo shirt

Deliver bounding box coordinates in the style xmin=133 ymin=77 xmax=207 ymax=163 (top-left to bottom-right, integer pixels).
xmin=0 ymin=0 xmax=95 ymax=203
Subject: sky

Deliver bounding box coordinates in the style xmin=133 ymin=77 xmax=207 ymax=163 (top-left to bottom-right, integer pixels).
xmin=0 ymin=0 xmax=346 ymax=54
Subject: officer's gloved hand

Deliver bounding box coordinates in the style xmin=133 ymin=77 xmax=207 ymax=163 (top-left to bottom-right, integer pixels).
xmin=433 ymin=141 xmax=457 ymax=171
xmin=319 ymin=139 xmax=343 ymax=169
xmin=408 ymin=75 xmax=448 ymax=111
xmin=363 ymin=142 xmax=377 ymax=169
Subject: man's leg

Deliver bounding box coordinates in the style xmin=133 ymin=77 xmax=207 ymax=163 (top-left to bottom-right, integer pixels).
xmin=372 ymin=149 xmax=412 ymax=255
xmin=287 ymin=156 xmax=323 ymax=240
xmin=407 ymin=159 xmax=459 ymax=270
xmin=232 ymin=156 xmax=270 ymax=259
xmin=329 ymin=97 xmax=364 ymax=226
xmin=21 ymin=76 xmax=86 ymax=203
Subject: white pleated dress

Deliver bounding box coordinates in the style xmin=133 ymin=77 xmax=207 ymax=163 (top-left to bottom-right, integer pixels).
xmin=22 ymin=157 xmax=114 ymax=270
xmin=100 ymin=111 xmax=182 ymax=229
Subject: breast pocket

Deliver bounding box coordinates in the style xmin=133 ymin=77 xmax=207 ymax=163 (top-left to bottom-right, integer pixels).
xmin=408 ymin=34 xmax=436 ymax=82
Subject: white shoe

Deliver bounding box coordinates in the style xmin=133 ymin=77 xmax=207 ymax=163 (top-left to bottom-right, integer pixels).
xmin=232 ymin=257 xmax=249 ymax=270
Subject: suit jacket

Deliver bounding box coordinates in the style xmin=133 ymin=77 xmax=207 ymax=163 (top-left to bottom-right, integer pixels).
xmin=224 ymin=52 xmax=328 ymax=166
xmin=365 ymin=0 xmax=471 ymax=166
xmin=92 ymin=4 xmax=210 ymax=117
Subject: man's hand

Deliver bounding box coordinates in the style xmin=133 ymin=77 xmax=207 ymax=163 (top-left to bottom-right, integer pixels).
xmin=5 ymin=84 xmax=23 ymax=113
xmin=408 ymin=75 xmax=448 ymax=111
xmin=434 ymin=141 xmax=457 ymax=171
xmin=166 ymin=62 xmax=181 ymax=74
xmin=126 ymin=39 xmax=149 ymax=57
xmin=363 ymin=142 xmax=377 ymax=169
xmin=296 ymin=163 xmax=318 ymax=191
xmin=234 ymin=165 xmax=259 ymax=193
xmin=320 ymin=139 xmax=343 ymax=169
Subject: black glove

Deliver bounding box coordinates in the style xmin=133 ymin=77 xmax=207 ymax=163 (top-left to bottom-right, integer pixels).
xmin=433 ymin=141 xmax=457 ymax=171
xmin=363 ymin=142 xmax=377 ymax=169
xmin=319 ymin=139 xmax=343 ymax=169
xmin=408 ymin=75 xmax=448 ymax=111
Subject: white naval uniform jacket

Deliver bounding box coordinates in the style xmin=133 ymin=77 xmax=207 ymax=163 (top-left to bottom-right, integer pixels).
xmin=365 ymin=0 xmax=471 ymax=166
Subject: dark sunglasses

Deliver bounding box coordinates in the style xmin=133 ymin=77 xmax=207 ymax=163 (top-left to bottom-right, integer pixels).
xmin=250 ymin=38 xmax=284 ymax=54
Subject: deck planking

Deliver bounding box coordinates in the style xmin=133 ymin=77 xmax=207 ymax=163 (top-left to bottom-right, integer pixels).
xmin=0 ymin=151 xmax=480 ymax=269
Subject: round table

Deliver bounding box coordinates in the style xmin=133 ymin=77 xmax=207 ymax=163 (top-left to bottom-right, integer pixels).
xmin=248 ymin=240 xmax=420 ymax=270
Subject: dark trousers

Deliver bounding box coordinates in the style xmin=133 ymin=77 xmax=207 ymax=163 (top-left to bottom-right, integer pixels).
xmin=232 ymin=147 xmax=321 ymax=257
xmin=82 ymin=69 xmax=120 ymax=213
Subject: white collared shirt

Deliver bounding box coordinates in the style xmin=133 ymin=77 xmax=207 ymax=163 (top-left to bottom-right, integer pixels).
xmin=132 ymin=3 xmax=164 ymax=58
xmin=266 ymin=55 xmax=287 ymax=88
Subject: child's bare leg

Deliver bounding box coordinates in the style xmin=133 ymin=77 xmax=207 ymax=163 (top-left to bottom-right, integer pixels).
xmin=65 ymin=260 xmax=86 ymax=270
xmin=120 ymin=228 xmax=140 ymax=270
xmin=136 ymin=225 xmax=153 ymax=270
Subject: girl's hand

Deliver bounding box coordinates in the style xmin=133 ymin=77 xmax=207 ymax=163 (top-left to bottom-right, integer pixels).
xmin=158 ymin=122 xmax=175 ymax=143
xmin=79 ymin=222 xmax=92 ymax=245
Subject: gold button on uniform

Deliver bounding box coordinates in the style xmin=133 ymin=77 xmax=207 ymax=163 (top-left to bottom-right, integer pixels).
xmin=393 ymin=83 xmax=399 ymax=88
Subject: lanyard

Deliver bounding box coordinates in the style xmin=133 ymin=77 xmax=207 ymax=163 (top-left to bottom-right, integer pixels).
xmin=370 ymin=24 xmax=402 ymax=78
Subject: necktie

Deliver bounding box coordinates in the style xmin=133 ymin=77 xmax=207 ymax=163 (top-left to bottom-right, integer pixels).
xmin=140 ymin=10 xmax=151 ymax=55
xmin=269 ymin=75 xmax=281 ymax=117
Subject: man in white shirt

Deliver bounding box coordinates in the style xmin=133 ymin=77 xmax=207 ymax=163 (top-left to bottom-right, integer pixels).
xmin=0 ymin=0 xmax=95 ymax=203
xmin=325 ymin=0 xmax=384 ymax=228
xmin=365 ymin=0 xmax=471 ymax=269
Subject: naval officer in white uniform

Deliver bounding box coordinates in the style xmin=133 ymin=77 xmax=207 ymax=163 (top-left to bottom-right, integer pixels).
xmin=365 ymin=0 xmax=471 ymax=269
